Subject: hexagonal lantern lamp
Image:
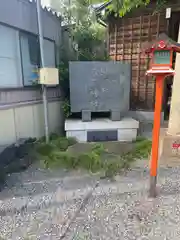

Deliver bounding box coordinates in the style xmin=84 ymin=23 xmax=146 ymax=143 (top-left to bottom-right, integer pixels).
xmin=144 ymin=33 xmax=180 ymax=198
xmin=145 ymin=33 xmax=180 ymax=76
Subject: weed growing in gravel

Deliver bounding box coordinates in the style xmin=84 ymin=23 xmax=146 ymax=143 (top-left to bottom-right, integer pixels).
xmin=35 ymin=135 xmax=152 ymax=178
xmin=38 ymin=142 xmax=105 ymax=172
xmin=36 ymin=134 xmax=77 ymax=155
xmin=132 ymin=137 xmax=152 ymax=159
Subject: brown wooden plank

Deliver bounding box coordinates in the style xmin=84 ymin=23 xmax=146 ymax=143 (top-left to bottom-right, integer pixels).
xmin=108 ymin=10 xmax=167 ymax=110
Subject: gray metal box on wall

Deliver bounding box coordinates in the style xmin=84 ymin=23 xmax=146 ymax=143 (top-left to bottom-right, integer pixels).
xmin=69 ymin=61 xmax=131 ymax=119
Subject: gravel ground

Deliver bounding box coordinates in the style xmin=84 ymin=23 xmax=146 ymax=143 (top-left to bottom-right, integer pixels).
xmin=1 ymin=159 xmax=180 ymax=239
xmin=65 ymin=166 xmax=180 ymax=240
xmin=66 ymin=191 xmax=180 ymax=240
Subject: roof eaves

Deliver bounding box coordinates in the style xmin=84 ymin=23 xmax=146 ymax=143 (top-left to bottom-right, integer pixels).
xmin=93 ymin=1 xmax=112 ymax=13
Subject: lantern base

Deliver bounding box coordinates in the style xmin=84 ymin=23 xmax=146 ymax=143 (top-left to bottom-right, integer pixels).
xmin=149 ymin=176 xmax=157 ymax=198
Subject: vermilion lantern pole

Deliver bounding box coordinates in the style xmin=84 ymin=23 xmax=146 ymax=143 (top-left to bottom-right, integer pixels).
xmin=143 ymin=33 xmax=180 ymax=198
xmin=149 ymin=75 xmax=164 ymax=197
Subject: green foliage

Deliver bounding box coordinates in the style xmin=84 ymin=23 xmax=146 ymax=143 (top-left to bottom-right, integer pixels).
xmin=36 ymin=143 xmax=56 ymax=156
xmin=39 ymin=133 xmax=60 ymax=143
xmin=59 ymin=23 xmax=108 ymax=118
xmin=36 ymin=135 xmax=77 ymax=154
xmin=49 ymin=133 xmax=60 ymax=140
xmin=67 ymin=136 xmax=78 ymax=146
xmin=58 ymin=60 xmax=71 ymax=118
xmin=59 ymin=60 xmax=70 ymax=98
xmin=78 ymin=152 xmax=102 ymax=172
xmin=106 ymin=0 xmax=150 ymax=17
xmin=133 ymin=138 xmax=152 ymax=159
xmin=58 ymin=0 xmax=109 ymax=118
xmin=91 ymin=0 xmax=167 ymax=16
xmin=62 ymin=99 xmax=71 ymax=119
xmin=36 ymin=135 xmax=152 ymax=179
xmin=92 ymin=143 xmax=106 ymax=155
xmin=121 ymin=137 xmax=152 ymax=163
xmin=52 ymin=136 xmax=77 ymax=150
xmin=103 ymin=158 xmax=124 ymax=178
xmin=73 ymin=22 xmax=108 ymax=61
xmin=43 ymin=151 xmax=78 ymax=169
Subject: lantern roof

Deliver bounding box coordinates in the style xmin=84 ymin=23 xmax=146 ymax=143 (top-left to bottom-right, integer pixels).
xmin=144 ymin=33 xmax=180 ymax=53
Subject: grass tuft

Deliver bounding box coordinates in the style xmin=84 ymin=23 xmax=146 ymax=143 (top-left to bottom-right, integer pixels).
xmin=35 ymin=135 xmax=152 ymax=179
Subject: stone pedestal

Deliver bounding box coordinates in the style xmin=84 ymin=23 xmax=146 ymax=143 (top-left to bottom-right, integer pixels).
xmin=65 ymin=118 xmax=139 ymax=143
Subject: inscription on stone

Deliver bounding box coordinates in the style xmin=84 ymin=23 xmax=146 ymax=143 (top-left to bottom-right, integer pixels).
xmin=69 ymin=61 xmax=131 ymax=114
xmin=87 ymin=130 xmax=118 ymax=142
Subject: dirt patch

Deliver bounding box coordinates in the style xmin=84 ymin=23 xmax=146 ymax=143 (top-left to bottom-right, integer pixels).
xmin=67 ymin=142 xmax=135 ymax=156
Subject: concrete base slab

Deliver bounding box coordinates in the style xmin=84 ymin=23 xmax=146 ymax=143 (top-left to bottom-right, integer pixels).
xmin=65 ymin=118 xmax=139 ymax=142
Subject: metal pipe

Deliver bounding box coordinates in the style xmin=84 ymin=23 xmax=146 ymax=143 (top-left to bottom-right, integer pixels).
xmin=36 ymin=0 xmax=49 ymax=143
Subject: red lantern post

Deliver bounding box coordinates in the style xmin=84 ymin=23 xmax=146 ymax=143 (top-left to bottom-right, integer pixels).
xmin=144 ymin=33 xmax=180 ymax=197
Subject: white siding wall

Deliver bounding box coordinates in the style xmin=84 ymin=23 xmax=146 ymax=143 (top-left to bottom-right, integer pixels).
xmin=0 ymin=100 xmax=64 ymax=145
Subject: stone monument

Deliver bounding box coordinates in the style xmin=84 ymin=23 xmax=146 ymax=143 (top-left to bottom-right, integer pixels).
xmin=65 ymin=61 xmax=139 ymax=142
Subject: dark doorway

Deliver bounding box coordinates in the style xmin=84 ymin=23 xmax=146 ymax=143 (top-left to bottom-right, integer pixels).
xmin=164 ymin=12 xmax=180 ymax=120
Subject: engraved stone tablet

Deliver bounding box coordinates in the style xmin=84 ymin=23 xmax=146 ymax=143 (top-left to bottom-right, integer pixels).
xmin=69 ymin=61 xmax=131 ymax=115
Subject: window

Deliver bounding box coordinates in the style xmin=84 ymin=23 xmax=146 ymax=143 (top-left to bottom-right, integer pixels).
xmin=20 ymin=32 xmax=56 ymax=86
xmin=44 ymin=39 xmax=56 ymax=67
xmin=0 ymin=24 xmax=56 ymax=88
xmin=20 ymin=32 xmax=40 ymax=86
xmin=0 ymin=24 xmax=22 ymax=87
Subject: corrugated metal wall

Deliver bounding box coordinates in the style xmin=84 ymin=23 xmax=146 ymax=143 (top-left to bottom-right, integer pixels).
xmin=108 ymin=11 xmax=168 ymax=110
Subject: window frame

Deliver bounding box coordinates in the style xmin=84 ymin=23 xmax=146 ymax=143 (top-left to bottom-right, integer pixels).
xmin=43 ymin=37 xmax=57 ymax=68
xmin=19 ymin=30 xmax=57 ymax=87
xmin=0 ymin=23 xmax=23 ymax=88
xmin=19 ymin=30 xmax=40 ymax=87
xmin=0 ymin=22 xmax=57 ymax=89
